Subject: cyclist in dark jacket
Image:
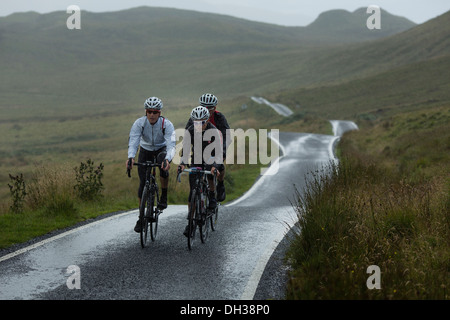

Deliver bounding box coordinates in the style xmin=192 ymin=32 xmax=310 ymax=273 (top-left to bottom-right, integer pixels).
xmin=185 ymin=93 xmax=230 ymax=202
xmin=179 ymin=106 xmax=224 ymax=237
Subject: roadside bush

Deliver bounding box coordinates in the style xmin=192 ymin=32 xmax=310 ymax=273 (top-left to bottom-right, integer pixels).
xmin=74 ymin=159 xmax=104 ymax=201
xmin=8 ymin=173 xmax=27 ymax=214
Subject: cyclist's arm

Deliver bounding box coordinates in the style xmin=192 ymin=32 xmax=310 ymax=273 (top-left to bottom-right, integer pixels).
xmin=163 ymin=120 xmax=176 ymax=163
xmin=212 ymin=127 xmax=224 ymax=166
xmin=128 ymin=118 xmax=144 ymax=159
xmin=202 ymin=127 xmax=223 ymax=173
xmin=127 ymin=118 xmax=144 ymax=169
xmin=180 ymin=127 xmax=192 ymax=166
xmin=185 ymin=118 xmax=193 ymax=130
xmin=216 ymin=113 xmax=231 ymax=154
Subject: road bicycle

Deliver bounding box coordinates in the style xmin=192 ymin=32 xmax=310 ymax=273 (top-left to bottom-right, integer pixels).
xmin=177 ymin=167 xmax=219 ymax=250
xmin=127 ymin=158 xmax=163 ymax=248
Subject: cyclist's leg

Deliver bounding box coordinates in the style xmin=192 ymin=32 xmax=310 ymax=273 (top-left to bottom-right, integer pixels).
xmin=158 ymin=170 xmax=169 ymax=209
xmin=137 ymin=148 xmax=148 ymax=202
xmin=134 ymin=148 xmax=149 ymax=232
xmin=206 ymin=169 xmax=217 ymax=209
xmin=218 ymin=162 xmax=226 ymax=182
xmin=156 ymin=148 xmax=169 ymax=209
xmin=216 ymin=163 xmax=226 ymax=202
xmin=183 ymin=174 xmax=196 ymax=237
xmin=207 ymin=175 xmax=215 ymax=192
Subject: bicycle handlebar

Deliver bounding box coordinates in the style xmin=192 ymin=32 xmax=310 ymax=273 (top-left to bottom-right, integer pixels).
xmin=176 ymin=167 xmax=217 ymax=183
xmin=182 ymin=168 xmax=213 ymax=174
xmin=134 ymin=162 xmax=162 ymax=167
xmin=127 ymin=159 xmax=162 ymax=178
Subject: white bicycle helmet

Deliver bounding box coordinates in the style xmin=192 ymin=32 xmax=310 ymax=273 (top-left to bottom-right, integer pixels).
xmin=190 ymin=106 xmax=210 ymax=121
xmin=199 ymin=93 xmax=218 ymax=107
xmin=144 ymin=97 xmax=163 ymax=110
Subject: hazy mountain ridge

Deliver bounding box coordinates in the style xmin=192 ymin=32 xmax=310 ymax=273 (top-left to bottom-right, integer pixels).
xmin=0 ymin=6 xmax=447 ymax=117
xmin=305 ymin=7 xmax=416 ymax=42
xmin=1 ymin=6 xmax=416 ymax=43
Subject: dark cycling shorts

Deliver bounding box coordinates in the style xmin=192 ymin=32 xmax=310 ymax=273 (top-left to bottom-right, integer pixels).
xmin=137 ymin=147 xmax=169 ymax=198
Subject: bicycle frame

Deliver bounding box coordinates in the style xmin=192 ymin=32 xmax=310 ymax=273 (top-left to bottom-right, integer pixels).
xmin=177 ymin=167 xmax=218 ymax=250
xmin=130 ymin=160 xmax=163 ymax=247
xmin=178 ymin=167 xmax=215 ymax=210
xmin=135 ymin=161 xmax=161 ymax=209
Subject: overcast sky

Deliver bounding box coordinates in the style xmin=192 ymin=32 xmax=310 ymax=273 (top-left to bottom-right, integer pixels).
xmin=1 ymin=0 xmax=449 ymax=26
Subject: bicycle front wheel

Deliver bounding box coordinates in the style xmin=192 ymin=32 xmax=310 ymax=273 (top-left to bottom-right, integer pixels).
xmin=187 ymin=190 xmax=198 ymax=250
xmin=139 ymin=186 xmax=150 ymax=248
xmin=199 ymin=191 xmax=209 ymax=243
xmin=149 ymin=192 xmax=157 ymax=241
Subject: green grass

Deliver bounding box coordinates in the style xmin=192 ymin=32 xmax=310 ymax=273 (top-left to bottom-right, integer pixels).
xmin=0 ymin=192 xmax=140 ymax=249
xmin=0 ymin=127 xmax=274 ymax=249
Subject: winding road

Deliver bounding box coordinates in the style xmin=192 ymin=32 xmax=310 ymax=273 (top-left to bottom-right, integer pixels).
xmin=0 ymin=120 xmax=357 ymax=300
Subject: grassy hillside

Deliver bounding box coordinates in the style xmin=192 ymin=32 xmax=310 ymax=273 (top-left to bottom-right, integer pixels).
xmin=271 ymin=54 xmax=450 ymax=120
xmin=304 ymin=7 xmax=415 ymax=43
xmin=265 ymin=10 xmax=450 ymax=121
xmin=0 ymin=7 xmax=421 ymax=200
xmin=0 ymin=6 xmax=418 ymax=120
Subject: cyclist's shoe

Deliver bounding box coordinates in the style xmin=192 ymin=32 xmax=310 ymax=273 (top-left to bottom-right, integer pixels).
xmin=158 ymin=195 xmax=167 ymax=210
xmin=183 ymin=225 xmax=190 ymax=237
xmin=217 ymin=183 xmax=226 ymax=202
xmin=208 ymin=196 xmax=217 ymax=209
xmin=134 ymin=219 xmax=142 ymax=233
xmin=157 ymin=201 xmax=167 ymax=210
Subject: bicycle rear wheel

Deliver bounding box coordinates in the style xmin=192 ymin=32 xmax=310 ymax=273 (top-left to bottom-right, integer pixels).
xmin=139 ymin=186 xmax=150 ymax=248
xmin=187 ymin=190 xmax=198 ymax=250
xmin=199 ymin=191 xmax=209 ymax=243
xmin=210 ymin=205 xmax=219 ymax=231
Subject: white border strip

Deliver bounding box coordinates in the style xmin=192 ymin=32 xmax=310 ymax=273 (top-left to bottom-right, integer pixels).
xmin=240 ymin=239 xmax=280 ymax=300
xmin=237 ymin=132 xmax=287 ymax=300
xmin=0 ymin=210 xmax=138 ymax=263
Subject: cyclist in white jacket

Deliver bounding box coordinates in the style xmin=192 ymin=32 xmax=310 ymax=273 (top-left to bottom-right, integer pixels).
xmin=127 ymin=97 xmax=176 ymax=232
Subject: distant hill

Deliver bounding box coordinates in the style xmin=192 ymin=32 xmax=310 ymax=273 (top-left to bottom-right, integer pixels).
xmin=303 ymin=7 xmax=416 ymax=43
xmin=273 ymin=54 xmax=450 ymax=120
xmin=0 ymin=6 xmax=437 ymax=122
xmin=270 ymin=10 xmax=450 ymax=120
xmin=307 ymin=10 xmax=450 ymax=82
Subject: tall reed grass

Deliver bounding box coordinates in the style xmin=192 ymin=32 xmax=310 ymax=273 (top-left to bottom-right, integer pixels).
xmin=26 ymin=163 xmax=78 ymax=217
xmin=286 ymin=154 xmax=449 ymax=299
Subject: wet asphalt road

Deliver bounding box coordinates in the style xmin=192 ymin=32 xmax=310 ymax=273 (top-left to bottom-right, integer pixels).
xmin=0 ymin=121 xmax=357 ymax=300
